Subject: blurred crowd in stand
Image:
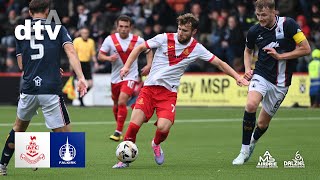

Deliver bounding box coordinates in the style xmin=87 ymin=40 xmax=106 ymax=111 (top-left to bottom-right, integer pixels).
xmin=0 ymin=0 xmax=319 ymax=74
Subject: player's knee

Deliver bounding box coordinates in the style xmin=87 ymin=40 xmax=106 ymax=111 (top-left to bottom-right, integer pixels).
xmin=157 ymin=121 xmax=172 ymax=132
xmin=8 ymin=143 xmax=15 ymax=149
xmin=257 ymin=121 xmax=269 ymax=129
xmin=117 ymin=101 xmax=126 ymax=106
xmin=246 ymin=102 xmax=259 ymax=112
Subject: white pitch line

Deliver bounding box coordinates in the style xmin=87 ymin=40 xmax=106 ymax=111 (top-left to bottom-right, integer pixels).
xmin=0 ymin=117 xmax=318 ymax=127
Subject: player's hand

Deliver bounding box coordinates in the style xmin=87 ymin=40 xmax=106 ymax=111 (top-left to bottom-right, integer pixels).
xmin=60 ymin=68 xmax=64 ymax=77
xmin=77 ymin=77 xmax=88 ymax=97
xmin=236 ymin=76 xmax=249 ymax=87
xmin=93 ymin=62 xmax=99 ymax=71
xmin=109 ymin=54 xmax=118 ymax=62
xmin=120 ymin=66 xmax=130 ymax=80
xmin=140 ymin=64 xmax=151 ymax=76
xmin=244 ymin=70 xmax=253 ymax=81
xmin=263 ymin=47 xmax=282 ymax=60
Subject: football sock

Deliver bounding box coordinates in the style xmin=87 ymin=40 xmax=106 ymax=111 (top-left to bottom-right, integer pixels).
xmin=153 ymin=129 xmax=169 ymax=145
xmin=252 ymin=126 xmax=269 ymax=143
xmin=242 ymin=111 xmax=256 ymax=146
xmin=116 ymin=105 xmax=127 ymax=132
xmin=124 ymin=122 xmax=140 ymax=143
xmin=79 ymin=95 xmax=84 ymax=106
xmin=112 ymin=106 xmax=118 ymax=121
xmin=0 ymin=129 xmax=15 ymax=166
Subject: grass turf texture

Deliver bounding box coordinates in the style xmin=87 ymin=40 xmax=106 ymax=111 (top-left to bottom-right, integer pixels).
xmin=0 ymin=106 xmax=319 ymax=179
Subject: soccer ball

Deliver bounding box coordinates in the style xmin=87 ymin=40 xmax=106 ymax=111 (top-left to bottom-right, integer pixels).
xmin=116 ymin=141 xmax=139 ymax=163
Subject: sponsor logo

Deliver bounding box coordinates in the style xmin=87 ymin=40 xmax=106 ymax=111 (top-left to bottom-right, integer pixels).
xmin=256 ymin=150 xmax=278 ymax=168
xmin=263 ymin=41 xmax=280 ymax=49
xmin=284 ymin=151 xmax=305 ymax=168
xmin=33 ymin=76 xmax=42 ymax=87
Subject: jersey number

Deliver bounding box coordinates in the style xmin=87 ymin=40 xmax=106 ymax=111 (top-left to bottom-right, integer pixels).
xmin=127 ymin=81 xmax=134 ymax=89
xmin=30 ymin=37 xmax=44 ymax=60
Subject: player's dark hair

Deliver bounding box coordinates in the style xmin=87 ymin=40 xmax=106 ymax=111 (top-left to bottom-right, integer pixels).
xmin=116 ymin=15 xmax=133 ymax=26
xmin=176 ymin=13 xmax=199 ymax=30
xmin=29 ymin=0 xmax=51 ymax=14
xmin=254 ymin=0 xmax=275 ymax=10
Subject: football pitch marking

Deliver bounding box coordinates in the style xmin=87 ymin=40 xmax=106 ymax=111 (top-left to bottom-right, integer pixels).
xmin=0 ymin=117 xmax=318 ymax=127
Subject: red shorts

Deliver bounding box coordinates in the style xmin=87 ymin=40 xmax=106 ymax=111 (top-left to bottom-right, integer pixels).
xmin=111 ymin=80 xmax=136 ymax=101
xmin=134 ymin=86 xmax=177 ymax=123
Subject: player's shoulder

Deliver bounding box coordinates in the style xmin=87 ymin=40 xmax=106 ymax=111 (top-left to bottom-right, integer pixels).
xmin=103 ymin=34 xmax=112 ymax=42
xmin=283 ymin=16 xmax=297 ymax=26
xmin=247 ymin=23 xmax=260 ymax=34
xmin=193 ymin=40 xmax=206 ymax=51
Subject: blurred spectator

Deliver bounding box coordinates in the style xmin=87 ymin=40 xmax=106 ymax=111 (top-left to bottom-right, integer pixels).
xmin=207 ymin=0 xmax=230 ymax=11
xmin=235 ymin=2 xmax=255 ymax=33
xmin=143 ymin=24 xmax=156 ymax=40
xmin=190 ymin=2 xmax=211 ymax=33
xmin=121 ymin=0 xmax=146 ymax=29
xmin=224 ymin=16 xmax=245 ymax=71
xmin=310 ymin=2 xmax=320 ymax=48
xmin=70 ymin=3 xmax=92 ymax=33
xmin=19 ymin=7 xmax=30 ymax=22
xmin=5 ymin=57 xmax=19 ymax=72
xmin=208 ymin=16 xmax=226 ymax=63
xmin=277 ymin=0 xmax=298 ymax=18
xmin=208 ymin=10 xmax=219 ymax=33
xmin=166 ymin=0 xmax=190 ymax=14
xmin=99 ymin=0 xmax=123 ymax=36
xmin=308 ymin=49 xmax=320 ymax=108
xmin=147 ymin=0 xmax=176 ymax=31
xmin=296 ymin=15 xmax=310 ymax=39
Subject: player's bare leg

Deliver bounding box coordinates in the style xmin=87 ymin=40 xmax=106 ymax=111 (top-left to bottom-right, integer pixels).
xmin=152 ymin=118 xmax=172 ymax=165
xmin=52 ymin=124 xmax=71 ymax=132
xmin=112 ymin=109 xmax=146 ymax=169
xmin=0 ymin=117 xmax=30 ymax=175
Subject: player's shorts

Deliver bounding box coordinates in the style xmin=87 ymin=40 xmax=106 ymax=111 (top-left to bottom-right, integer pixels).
xmin=134 ymin=85 xmax=177 ymax=123
xmin=249 ymin=74 xmax=289 ymax=117
xmin=111 ymin=80 xmax=136 ymax=101
xmin=80 ymin=61 xmax=92 ymax=80
xmin=17 ymin=93 xmax=70 ymax=129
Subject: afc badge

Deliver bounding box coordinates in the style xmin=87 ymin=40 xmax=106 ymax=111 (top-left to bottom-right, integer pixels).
xmin=20 ymin=136 xmax=45 ymax=164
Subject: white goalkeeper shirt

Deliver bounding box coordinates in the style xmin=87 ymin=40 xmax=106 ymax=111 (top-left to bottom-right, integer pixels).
xmin=144 ymin=33 xmax=215 ymax=92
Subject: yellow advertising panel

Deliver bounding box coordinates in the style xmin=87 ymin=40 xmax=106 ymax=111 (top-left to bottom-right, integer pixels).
xmin=177 ymin=74 xmax=310 ymax=107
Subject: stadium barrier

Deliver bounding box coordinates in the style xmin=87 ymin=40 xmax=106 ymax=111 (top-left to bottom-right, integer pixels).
xmin=0 ymin=72 xmax=72 ymax=105
xmin=0 ymin=73 xmax=310 ymax=107
xmin=176 ymin=73 xmax=310 ymax=107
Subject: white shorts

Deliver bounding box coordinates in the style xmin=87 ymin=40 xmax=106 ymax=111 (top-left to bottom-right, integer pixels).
xmin=248 ymin=74 xmax=289 ymax=116
xmin=17 ymin=93 xmax=70 ymax=129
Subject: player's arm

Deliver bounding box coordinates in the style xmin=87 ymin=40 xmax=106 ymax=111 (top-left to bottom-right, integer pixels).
xmin=264 ymin=19 xmax=311 ymax=60
xmin=64 ymin=43 xmax=87 ymax=96
xmin=97 ymin=50 xmax=118 ymax=62
xmin=210 ymin=56 xmax=249 ymax=86
xmin=141 ymin=49 xmax=153 ymax=76
xmin=243 ymin=47 xmax=254 ymax=80
xmin=120 ymin=43 xmax=148 ymax=79
xmin=17 ymin=55 xmax=22 ymax=70
xmin=277 ymin=39 xmax=310 ymax=60
xmin=264 ymin=39 xmax=311 ymax=60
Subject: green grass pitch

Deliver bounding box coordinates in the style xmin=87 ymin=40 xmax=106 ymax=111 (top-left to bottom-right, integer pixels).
xmin=0 ymin=106 xmax=319 ymax=179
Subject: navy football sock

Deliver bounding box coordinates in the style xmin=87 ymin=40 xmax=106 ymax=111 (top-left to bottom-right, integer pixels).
xmin=0 ymin=129 xmax=15 ymax=166
xmin=242 ymin=111 xmax=256 ymax=145
xmin=253 ymin=126 xmax=269 ymax=141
